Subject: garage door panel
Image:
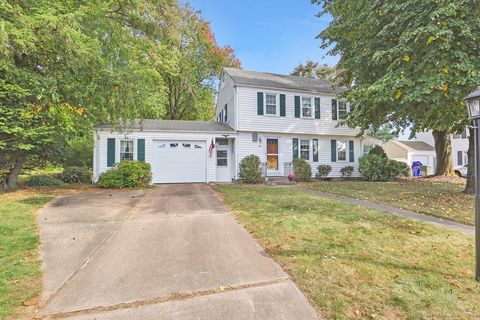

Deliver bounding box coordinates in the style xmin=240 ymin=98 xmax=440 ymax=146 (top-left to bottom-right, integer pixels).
xmin=152 ymin=141 xmax=207 ymax=184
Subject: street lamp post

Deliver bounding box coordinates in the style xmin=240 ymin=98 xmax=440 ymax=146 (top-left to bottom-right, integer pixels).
xmin=464 ymin=87 xmax=480 ymax=282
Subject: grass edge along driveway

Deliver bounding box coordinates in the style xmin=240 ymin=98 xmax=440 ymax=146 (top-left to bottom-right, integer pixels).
xmin=303 ymin=179 xmax=474 ymax=226
xmin=216 ymin=185 xmax=479 ymax=320
xmin=0 ymin=190 xmax=55 ymax=320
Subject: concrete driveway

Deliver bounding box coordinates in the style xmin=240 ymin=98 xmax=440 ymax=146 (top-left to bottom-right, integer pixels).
xmin=39 ymin=185 xmax=318 ymax=319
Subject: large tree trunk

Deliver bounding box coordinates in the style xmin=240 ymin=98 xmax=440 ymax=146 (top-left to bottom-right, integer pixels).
xmin=5 ymin=154 xmax=25 ymax=189
xmin=465 ymin=127 xmax=476 ymax=194
xmin=432 ymin=130 xmax=455 ymax=176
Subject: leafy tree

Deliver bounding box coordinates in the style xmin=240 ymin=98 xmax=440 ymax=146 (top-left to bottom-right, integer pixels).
xmin=162 ymin=4 xmax=241 ymax=120
xmin=291 ymin=60 xmax=337 ymax=82
xmin=365 ymin=125 xmax=397 ymax=142
xmin=0 ymin=0 xmax=176 ymax=188
xmin=315 ymin=0 xmax=480 ymax=176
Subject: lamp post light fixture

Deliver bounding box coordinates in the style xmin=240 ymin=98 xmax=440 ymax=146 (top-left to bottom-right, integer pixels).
xmin=464 ymin=86 xmax=480 ymax=282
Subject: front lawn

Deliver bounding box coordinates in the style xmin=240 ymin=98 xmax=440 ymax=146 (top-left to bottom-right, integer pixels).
xmin=0 ymin=190 xmax=54 ymax=319
xmin=217 ymin=185 xmax=479 ymax=320
xmin=303 ymin=178 xmax=474 ymax=225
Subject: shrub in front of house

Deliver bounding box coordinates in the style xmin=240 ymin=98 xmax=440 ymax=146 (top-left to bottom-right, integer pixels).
xmin=292 ymin=158 xmax=311 ymax=182
xmin=97 ymin=160 xmax=151 ymax=189
xmin=27 ymin=175 xmax=65 ymax=187
xmin=239 ymin=155 xmax=261 ymax=183
xmin=59 ymin=166 xmax=92 ymax=184
xmin=317 ymin=164 xmax=332 ymax=179
xmin=340 ymin=165 xmax=354 ymax=178
xmin=359 ymin=154 xmax=409 ymax=181
xmin=368 ymin=145 xmax=388 ymax=158
xmin=388 ymin=160 xmax=410 ymax=178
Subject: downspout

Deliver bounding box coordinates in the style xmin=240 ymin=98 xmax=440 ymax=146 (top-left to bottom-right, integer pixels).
xmin=234 ymin=85 xmax=239 ymax=180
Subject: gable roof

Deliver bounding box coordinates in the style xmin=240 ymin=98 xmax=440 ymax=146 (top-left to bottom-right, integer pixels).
xmin=395 ymin=140 xmax=435 ymax=152
xmin=224 ymin=68 xmax=344 ymax=94
xmin=97 ymin=119 xmax=235 ymax=133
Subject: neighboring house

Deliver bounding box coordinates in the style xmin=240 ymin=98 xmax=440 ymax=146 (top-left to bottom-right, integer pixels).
xmin=383 ymin=140 xmax=437 ymax=174
xmin=415 ymin=130 xmax=469 ymax=177
xmin=93 ymin=68 xmax=377 ymax=184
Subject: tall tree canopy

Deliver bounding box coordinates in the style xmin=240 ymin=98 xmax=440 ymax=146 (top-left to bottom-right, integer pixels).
xmin=315 ymin=0 xmax=480 ymax=175
xmin=0 ymin=0 xmax=239 ymax=188
xmin=291 ymin=60 xmax=338 ymax=82
xmin=163 ymin=4 xmax=241 ymax=120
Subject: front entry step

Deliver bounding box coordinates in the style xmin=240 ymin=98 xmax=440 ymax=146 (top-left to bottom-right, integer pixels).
xmin=265 ymin=176 xmax=295 ymax=186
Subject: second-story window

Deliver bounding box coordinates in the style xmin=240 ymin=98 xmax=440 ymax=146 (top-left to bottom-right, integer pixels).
xmin=338 ymin=101 xmax=348 ymax=120
xmin=302 ymin=97 xmax=312 ymax=118
xmin=265 ymin=94 xmax=277 ymax=115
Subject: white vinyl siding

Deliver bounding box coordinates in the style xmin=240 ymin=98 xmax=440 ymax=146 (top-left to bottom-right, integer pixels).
xmin=94 ymin=130 xmax=231 ymax=183
xmin=236 ymin=132 xmax=361 ymax=178
xmin=215 ymin=72 xmax=236 ymax=129
xmin=235 ymin=86 xmax=360 ymax=136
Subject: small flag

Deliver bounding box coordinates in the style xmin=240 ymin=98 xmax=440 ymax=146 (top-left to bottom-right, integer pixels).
xmin=208 ymin=139 xmax=215 ymax=157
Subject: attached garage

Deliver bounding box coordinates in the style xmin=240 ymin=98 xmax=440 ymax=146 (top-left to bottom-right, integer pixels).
xmin=93 ymin=120 xmax=236 ymax=184
xmin=151 ymin=140 xmax=207 ymax=183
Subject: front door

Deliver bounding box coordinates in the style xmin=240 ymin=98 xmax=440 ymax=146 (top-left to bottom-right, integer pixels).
xmin=266 ymin=139 xmax=280 ymax=175
xmin=216 ymin=138 xmax=231 ymax=182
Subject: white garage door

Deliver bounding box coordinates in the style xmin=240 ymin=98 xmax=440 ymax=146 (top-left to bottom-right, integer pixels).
xmin=151 ymin=140 xmax=207 ymax=184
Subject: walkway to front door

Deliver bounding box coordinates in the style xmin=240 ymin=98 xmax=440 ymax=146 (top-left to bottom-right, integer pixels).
xmin=39 ymin=185 xmax=318 ymax=319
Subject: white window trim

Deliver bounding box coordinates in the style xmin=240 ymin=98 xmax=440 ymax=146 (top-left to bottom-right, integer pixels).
xmin=301 ymin=97 xmax=313 ymax=119
xmin=264 ymin=93 xmax=279 ymax=116
xmin=300 ymin=139 xmax=311 ymax=161
xmin=119 ymin=139 xmax=135 ymax=161
xmin=337 ymin=100 xmax=349 ymax=120
xmin=337 ymin=140 xmax=348 ymax=162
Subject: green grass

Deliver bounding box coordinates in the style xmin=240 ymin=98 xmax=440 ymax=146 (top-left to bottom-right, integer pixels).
xmin=303 ymin=179 xmax=474 ymax=225
xmin=0 ymin=190 xmax=54 ymax=319
xmin=217 ymin=185 xmax=479 ymax=320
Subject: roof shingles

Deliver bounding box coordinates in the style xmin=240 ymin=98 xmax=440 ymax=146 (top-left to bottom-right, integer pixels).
xmin=224 ymin=68 xmax=343 ymax=94
xmin=98 ymin=120 xmax=234 ymax=132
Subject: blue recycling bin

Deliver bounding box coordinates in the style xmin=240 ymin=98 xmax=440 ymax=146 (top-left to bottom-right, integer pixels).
xmin=412 ymin=161 xmax=423 ymax=177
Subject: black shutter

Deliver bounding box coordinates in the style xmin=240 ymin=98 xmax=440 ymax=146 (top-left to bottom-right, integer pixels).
xmin=257 ymin=92 xmax=264 ymax=115
xmin=313 ymin=139 xmax=319 ymax=162
xmin=293 ymin=138 xmax=299 ymax=159
xmin=331 ymin=139 xmax=337 ymax=162
xmin=294 ymin=96 xmax=301 ymax=118
xmin=458 ymin=151 xmax=463 ymax=166
xmin=332 ymin=99 xmax=338 ymax=120
xmin=225 ymin=104 xmax=228 ymax=122
xmin=137 ymin=139 xmax=145 ymax=162
xmin=107 ymin=138 xmax=115 ymax=167
xmin=315 ymin=97 xmax=321 ymax=119
xmin=349 ymin=140 xmax=354 ymax=162
xmin=280 ymin=94 xmax=286 ymax=117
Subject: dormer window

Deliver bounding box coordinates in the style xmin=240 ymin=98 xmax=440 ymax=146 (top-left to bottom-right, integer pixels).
xmin=265 ymin=94 xmax=277 ymax=115
xmin=302 ymin=97 xmax=312 ymax=118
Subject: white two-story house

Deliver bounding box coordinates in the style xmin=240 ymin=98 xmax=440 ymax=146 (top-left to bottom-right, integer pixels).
xmin=93 ymin=68 xmax=376 ymax=184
